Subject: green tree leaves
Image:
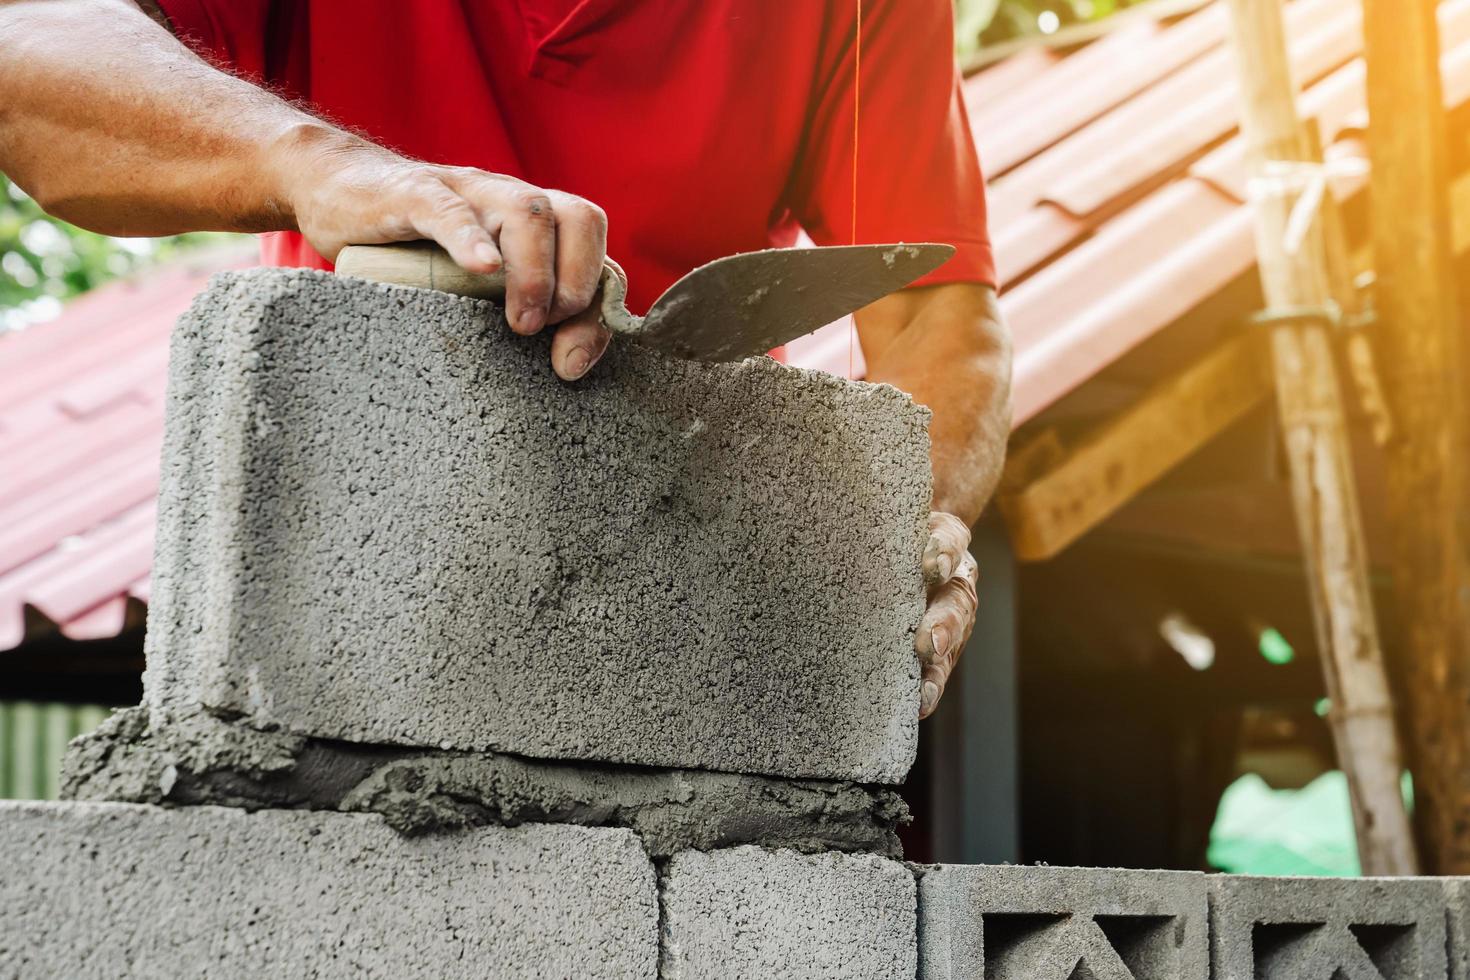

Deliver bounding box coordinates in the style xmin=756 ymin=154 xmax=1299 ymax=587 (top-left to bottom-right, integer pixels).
xmin=956 ymin=0 xmax=1140 ymax=54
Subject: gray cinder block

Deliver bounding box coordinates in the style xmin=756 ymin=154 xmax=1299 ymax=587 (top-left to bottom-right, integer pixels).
xmin=917 ymin=864 xmax=1207 ymax=980
xmin=0 ymin=799 xmax=657 ymax=979
xmin=1208 ymin=874 xmax=1448 ymax=980
xmin=143 ymin=270 xmax=928 ymax=783
xmin=659 ymin=845 xmax=917 ymax=979
xmin=1443 ymin=878 xmax=1470 ymax=980
xmin=1440 ymin=881 xmax=1464 ymax=980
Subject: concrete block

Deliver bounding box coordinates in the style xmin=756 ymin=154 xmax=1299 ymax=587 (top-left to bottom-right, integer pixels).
xmin=917 ymin=864 xmax=1207 ymax=980
xmin=1208 ymin=874 xmax=1448 ymax=980
xmin=659 ymin=845 xmax=916 ymax=979
xmin=0 ymin=799 xmax=657 ymax=979
xmin=1443 ymin=878 xmax=1470 ymax=980
xmin=144 ymin=269 xmax=927 ymax=783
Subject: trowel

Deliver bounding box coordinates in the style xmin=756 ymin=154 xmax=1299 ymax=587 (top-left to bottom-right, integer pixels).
xmin=335 ymin=240 xmax=954 ymax=362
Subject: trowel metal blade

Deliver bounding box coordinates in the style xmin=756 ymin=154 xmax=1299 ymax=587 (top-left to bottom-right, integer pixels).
xmin=627 ymin=243 xmax=955 ymax=362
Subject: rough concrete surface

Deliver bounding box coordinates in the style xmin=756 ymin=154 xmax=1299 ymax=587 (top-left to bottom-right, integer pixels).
xmin=659 ymin=845 xmax=917 ymax=979
xmin=143 ymin=269 xmax=928 ymax=784
xmin=1444 ymin=878 xmax=1470 ymax=980
xmin=0 ymin=799 xmax=657 ymax=979
xmin=1208 ymin=874 xmax=1448 ymax=980
xmin=917 ymin=863 xmax=1207 ymax=980
xmin=61 ymin=706 xmax=908 ymax=857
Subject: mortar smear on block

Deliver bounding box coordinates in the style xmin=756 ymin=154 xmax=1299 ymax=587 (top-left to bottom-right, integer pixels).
xmin=144 ymin=270 xmax=930 ymax=784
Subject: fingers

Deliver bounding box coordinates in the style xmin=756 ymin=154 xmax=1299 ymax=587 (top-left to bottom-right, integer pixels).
xmin=547 ymin=193 xmax=608 ymax=325
xmin=923 ymin=511 xmax=971 ymax=588
xmin=916 ymin=549 xmax=979 ymax=719
xmin=494 ymin=187 xmax=559 ymax=335
xmin=405 ymin=184 xmax=504 ymax=277
xmin=443 ymin=172 xmax=607 ymax=337
xmin=308 ymin=158 xmax=612 ymax=373
xmin=308 ymin=158 xmax=608 ymax=338
xmin=550 ymin=304 xmax=612 ymax=381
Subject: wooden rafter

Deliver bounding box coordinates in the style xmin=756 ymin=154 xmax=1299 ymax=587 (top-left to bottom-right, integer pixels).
xmin=997 ymin=330 xmax=1272 ymax=563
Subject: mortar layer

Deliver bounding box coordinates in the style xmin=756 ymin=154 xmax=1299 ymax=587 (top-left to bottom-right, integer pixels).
xmin=0 ymin=799 xmax=657 ymax=979
xmin=143 ymin=269 xmax=929 ymax=784
xmin=61 ymin=705 xmax=907 ymax=857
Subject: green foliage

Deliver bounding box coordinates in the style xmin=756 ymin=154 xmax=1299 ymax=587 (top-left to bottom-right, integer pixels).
xmin=0 ymin=174 xmax=233 ymax=332
xmin=956 ymin=0 xmax=1145 ymax=54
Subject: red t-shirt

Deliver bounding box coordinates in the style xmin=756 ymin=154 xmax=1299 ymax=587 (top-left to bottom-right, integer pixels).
xmin=159 ymin=0 xmax=995 ymax=313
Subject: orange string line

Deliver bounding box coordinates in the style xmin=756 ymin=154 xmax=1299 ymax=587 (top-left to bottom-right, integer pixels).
xmin=851 ymin=0 xmax=861 ymax=247
xmin=849 ymin=0 xmax=862 ymax=379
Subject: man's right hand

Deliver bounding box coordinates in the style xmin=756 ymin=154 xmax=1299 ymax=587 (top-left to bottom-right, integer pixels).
xmin=278 ymin=130 xmax=614 ymax=381
xmin=0 ymin=0 xmax=614 ymax=381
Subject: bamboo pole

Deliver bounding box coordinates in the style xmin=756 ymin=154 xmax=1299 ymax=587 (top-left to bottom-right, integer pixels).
xmin=1361 ymin=0 xmax=1470 ymax=875
xmin=1224 ymin=0 xmax=1418 ymax=875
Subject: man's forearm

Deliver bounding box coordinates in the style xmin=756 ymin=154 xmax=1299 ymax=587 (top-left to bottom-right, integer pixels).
xmin=859 ymin=283 xmax=1013 ymax=526
xmin=0 ymin=0 xmax=318 ymax=236
xmin=0 ymin=0 xmax=615 ymax=379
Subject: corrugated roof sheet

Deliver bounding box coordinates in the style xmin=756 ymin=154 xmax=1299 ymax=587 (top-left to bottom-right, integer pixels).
xmin=0 ymin=248 xmax=250 ymax=649
xmin=992 ymin=0 xmax=1470 ymax=424
xmin=6 ymin=0 xmax=1470 ymax=648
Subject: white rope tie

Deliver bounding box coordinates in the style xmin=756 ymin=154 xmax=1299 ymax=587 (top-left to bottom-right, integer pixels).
xmin=1248 ymin=157 xmax=1370 ymax=256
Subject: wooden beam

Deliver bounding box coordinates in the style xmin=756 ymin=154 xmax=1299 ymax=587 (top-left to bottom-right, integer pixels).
xmin=1347 ymin=156 xmax=1470 ymax=272
xmin=1453 ymin=169 xmax=1470 ymax=255
xmin=1225 ymin=0 xmax=1417 ymax=875
xmin=998 ymin=331 xmax=1271 ymax=562
xmin=1362 ymin=0 xmax=1470 ymax=875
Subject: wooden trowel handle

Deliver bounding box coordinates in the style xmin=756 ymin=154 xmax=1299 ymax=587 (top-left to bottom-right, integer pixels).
xmin=335 ymin=241 xmax=641 ymax=336
xmin=335 ymin=241 xmax=507 ymax=300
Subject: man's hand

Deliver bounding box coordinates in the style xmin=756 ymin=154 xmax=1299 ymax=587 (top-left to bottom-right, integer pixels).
xmin=0 ymin=0 xmax=612 ymax=381
xmin=917 ymin=512 xmax=980 ymax=719
xmin=858 ymin=283 xmax=1011 ymax=719
xmin=281 ymin=133 xmax=613 ymax=381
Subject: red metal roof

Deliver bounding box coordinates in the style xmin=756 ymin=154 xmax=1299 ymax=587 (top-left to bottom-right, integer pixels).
xmin=0 ymin=248 xmax=251 ymax=649
xmin=989 ymin=0 xmax=1470 ymax=425
xmin=6 ymin=0 xmax=1470 ymax=649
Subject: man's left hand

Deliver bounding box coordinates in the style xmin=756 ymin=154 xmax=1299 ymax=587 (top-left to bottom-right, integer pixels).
xmin=855 ymin=283 xmax=1009 ymax=720
xmin=916 ymin=512 xmax=979 ymax=719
